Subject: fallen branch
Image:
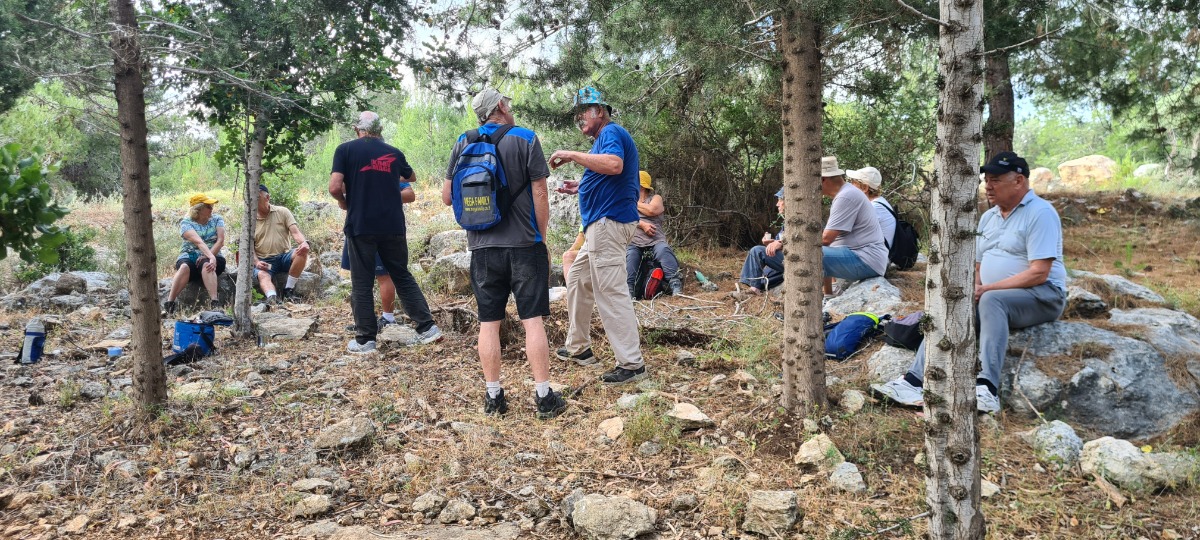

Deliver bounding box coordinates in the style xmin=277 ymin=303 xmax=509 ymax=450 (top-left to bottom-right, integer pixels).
xmin=1092 ymin=475 xmax=1127 ymax=508
xmin=555 ymin=468 xmax=655 ymax=483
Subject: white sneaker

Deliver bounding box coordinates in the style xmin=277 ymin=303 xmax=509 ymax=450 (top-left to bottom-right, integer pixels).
xmin=870 ymin=377 xmax=924 ymax=408
xmin=976 ymin=385 xmax=1001 ymax=414
xmin=346 ymin=339 xmax=377 ymax=353
xmin=407 ymin=324 xmax=444 ymax=346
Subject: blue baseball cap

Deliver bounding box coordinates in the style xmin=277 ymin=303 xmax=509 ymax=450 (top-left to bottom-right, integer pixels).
xmin=775 ymin=188 xmax=784 ymax=198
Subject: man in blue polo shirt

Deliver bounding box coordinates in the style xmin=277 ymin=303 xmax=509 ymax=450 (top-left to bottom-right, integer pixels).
xmin=548 ymin=87 xmax=646 ymax=385
xmin=872 ymin=151 xmax=1067 ymax=414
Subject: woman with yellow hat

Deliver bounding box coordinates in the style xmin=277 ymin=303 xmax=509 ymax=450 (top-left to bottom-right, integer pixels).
xmin=163 ymin=193 xmax=227 ymax=315
xmin=625 ymin=170 xmax=682 ymax=297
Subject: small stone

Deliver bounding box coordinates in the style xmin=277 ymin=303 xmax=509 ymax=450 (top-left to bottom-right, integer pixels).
xmin=828 ymin=462 xmax=867 ymax=493
xmin=638 ymin=441 xmax=662 ymax=456
xmin=560 ymin=488 xmax=586 ymax=524
xmin=669 ymin=493 xmax=699 ymax=512
xmin=332 ymin=479 xmax=351 ymax=494
xmin=171 ymin=380 xmax=214 ymax=400
xmin=978 ymin=414 xmax=999 ymax=432
xmin=450 ymin=421 xmax=499 ymax=439
xmin=712 ymin=455 xmax=744 ymax=474
xmin=79 ymin=382 xmax=106 ymax=401
xmin=381 ymin=493 xmax=401 ymax=505
xmin=571 ymin=494 xmax=657 ymax=540
xmin=793 ymin=434 xmax=845 ymax=471
xmin=297 ymin=520 xmax=340 ymax=538
xmin=403 ymin=452 xmax=425 ymax=471
xmin=61 ymin=514 xmax=89 ymax=534
xmin=393 ymin=474 xmax=413 ymax=490
xmin=616 ymin=393 xmax=654 ymax=410
xmin=412 ymin=491 xmax=446 ymax=516
xmin=675 ymin=350 xmax=696 ymax=366
xmin=293 ymin=495 xmax=332 ymax=518
xmin=292 ymin=478 xmax=333 ymax=493
xmin=313 ymin=417 xmax=376 ymax=450
xmin=116 ymin=515 xmax=137 ymax=529
xmin=839 ymin=389 xmax=866 ymax=413
xmin=667 ymin=403 xmax=715 ymax=429
xmin=598 ymin=417 xmax=625 ymax=440
xmin=521 ymin=498 xmax=549 ymax=519
xmin=741 ymin=490 xmax=798 ymax=536
xmin=802 ymin=418 xmax=820 ymax=434
xmin=438 ymin=499 xmax=476 ymax=523
xmin=188 ymin=452 xmax=208 ymax=469
xmin=980 ymin=479 xmax=1000 ymax=498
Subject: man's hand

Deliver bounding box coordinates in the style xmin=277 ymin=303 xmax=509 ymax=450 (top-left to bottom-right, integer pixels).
xmin=556 ymin=180 xmax=580 ymax=195
xmin=974 ymin=283 xmax=991 ymax=303
xmin=255 ymin=260 xmax=269 ymax=271
xmin=295 ymin=240 xmax=310 ymax=256
xmin=337 ymin=199 xmax=348 ymax=211
xmin=548 ymin=150 xmax=578 ymax=170
xmin=765 ymin=240 xmax=783 ymax=257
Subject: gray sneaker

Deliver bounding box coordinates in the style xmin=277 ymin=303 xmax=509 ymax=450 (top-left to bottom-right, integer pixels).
xmin=976 ymin=385 xmax=1001 ymax=414
xmin=870 ymin=377 xmax=924 ymax=408
xmin=407 ymin=324 xmax=444 ymax=346
xmin=346 ymin=339 xmax=377 ymax=354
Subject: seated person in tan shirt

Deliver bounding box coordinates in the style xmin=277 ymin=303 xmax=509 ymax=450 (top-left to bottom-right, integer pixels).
xmin=252 ymin=184 xmax=310 ymax=303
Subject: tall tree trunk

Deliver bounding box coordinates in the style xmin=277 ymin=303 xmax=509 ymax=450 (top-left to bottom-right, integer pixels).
xmin=925 ymin=0 xmax=986 ymax=537
xmin=779 ymin=7 xmax=827 ymax=414
xmin=233 ymin=113 xmax=269 ymax=337
xmin=982 ymin=51 xmax=1014 ymax=160
xmin=110 ymin=0 xmax=165 ymax=407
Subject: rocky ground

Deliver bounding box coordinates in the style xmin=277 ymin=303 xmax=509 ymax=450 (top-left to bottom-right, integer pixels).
xmin=1 ymin=189 xmax=1200 ymax=539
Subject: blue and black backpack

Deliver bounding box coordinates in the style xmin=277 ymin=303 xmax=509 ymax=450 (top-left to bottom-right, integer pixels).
xmin=824 ymin=312 xmax=889 ymax=361
xmin=450 ymin=125 xmax=521 ymax=231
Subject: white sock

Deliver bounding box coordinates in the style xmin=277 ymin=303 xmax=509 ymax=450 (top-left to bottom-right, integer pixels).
xmin=534 ymin=381 xmax=551 ymax=398
xmin=266 ymin=291 xmax=277 ymax=298
xmin=486 ymin=381 xmax=502 ymax=399
xmin=285 ymin=275 xmax=298 ymax=289
xmin=381 ymin=312 xmax=395 ymax=323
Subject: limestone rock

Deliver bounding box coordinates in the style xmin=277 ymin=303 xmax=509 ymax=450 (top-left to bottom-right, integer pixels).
xmin=427 ymin=230 xmax=468 ymax=258
xmin=61 ymin=514 xmax=89 ymax=534
xmin=437 ymin=499 xmax=476 ymax=524
xmin=1029 ymin=167 xmax=1055 ymax=192
xmin=829 ymin=462 xmax=867 ymax=493
xmin=741 ymin=490 xmax=798 ymax=536
xmin=1021 ymin=420 xmax=1084 ymax=470
xmin=793 ymin=434 xmax=845 ymax=471
xmin=669 ymin=493 xmax=699 ymax=513
xmin=171 ymin=381 xmax=214 ymax=400
xmin=1079 ymin=437 xmax=1196 ymax=492
xmin=824 ymin=277 xmax=904 ymax=317
xmin=254 ymin=313 xmax=317 ymax=342
xmin=292 ymin=478 xmax=334 ymax=493
xmin=1071 ymin=270 xmax=1165 ymax=304
xmin=298 ymin=520 xmax=342 ymax=538
xmin=314 ymin=417 xmax=376 ymax=450
xmin=377 ymin=324 xmax=419 ymax=347
xmin=293 ymin=494 xmax=332 ymax=518
xmin=598 ymin=417 xmax=625 ymax=440
xmin=980 ymin=479 xmax=1001 ymax=498
xmin=449 ymin=421 xmax=499 ymax=439
xmin=839 ymin=389 xmax=866 ymax=413
xmin=867 ymin=346 xmax=915 ymax=383
xmin=571 ymin=494 xmax=657 ymax=540
xmin=560 ymin=488 xmax=586 ymax=524
xmin=428 ymin=252 xmax=473 ymax=295
xmin=1058 ymin=155 xmax=1117 ymax=189
xmin=79 ymin=381 xmax=106 ymax=401
xmin=667 ymin=403 xmax=714 ymax=429
xmin=412 ymin=491 xmax=447 ymax=516
xmin=616 ymin=392 xmax=655 ymax=410
xmin=1065 ymin=286 xmax=1109 ymax=318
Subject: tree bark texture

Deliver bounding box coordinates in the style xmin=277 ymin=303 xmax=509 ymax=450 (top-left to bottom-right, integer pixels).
xmin=778 ymin=8 xmax=827 ymax=414
xmin=925 ymin=0 xmax=986 ymax=537
xmin=110 ymin=0 xmax=166 ymax=407
xmin=983 ymin=51 xmax=1014 ymax=160
xmin=233 ymin=114 xmax=269 ymax=337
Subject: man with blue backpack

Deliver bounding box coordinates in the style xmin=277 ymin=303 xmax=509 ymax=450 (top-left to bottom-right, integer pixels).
xmin=443 ymin=88 xmax=568 ymax=419
xmin=329 ymin=111 xmax=442 ymax=353
xmin=548 ymin=87 xmax=647 ymax=386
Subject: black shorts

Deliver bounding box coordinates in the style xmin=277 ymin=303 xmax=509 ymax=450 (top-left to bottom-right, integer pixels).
xmin=176 ymin=255 xmax=227 ymax=283
xmin=470 ymin=244 xmax=550 ymax=322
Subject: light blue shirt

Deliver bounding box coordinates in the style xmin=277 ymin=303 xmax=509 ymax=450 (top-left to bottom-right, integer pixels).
xmin=976 ymin=190 xmax=1067 ymax=292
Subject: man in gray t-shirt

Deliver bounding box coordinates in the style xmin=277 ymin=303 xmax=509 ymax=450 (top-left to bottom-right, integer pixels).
xmin=819 ymin=156 xmax=888 ymax=299
xmin=442 ymin=88 xmax=567 ymax=420
xmin=871 ymin=151 xmax=1067 ymax=415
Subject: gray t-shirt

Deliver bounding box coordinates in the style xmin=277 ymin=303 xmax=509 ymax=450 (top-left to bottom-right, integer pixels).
xmin=873 ymin=196 xmax=897 ymax=248
xmin=630 ymin=193 xmax=666 ymax=248
xmin=445 ymin=123 xmax=550 ymax=250
xmin=827 ymin=182 xmax=888 ymax=275
xmin=977 ymin=190 xmax=1067 ymax=292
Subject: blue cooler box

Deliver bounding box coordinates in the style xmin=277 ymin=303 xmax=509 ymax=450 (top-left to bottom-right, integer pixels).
xmin=172 ymin=321 xmax=215 ymax=355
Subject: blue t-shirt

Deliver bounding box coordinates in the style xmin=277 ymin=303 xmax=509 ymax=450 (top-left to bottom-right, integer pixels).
xmin=976 ymin=190 xmax=1067 ymax=292
xmin=579 ymin=123 xmax=640 ymax=230
xmin=332 ymin=137 xmax=414 ymax=237
xmin=177 ymin=215 xmax=225 ymax=262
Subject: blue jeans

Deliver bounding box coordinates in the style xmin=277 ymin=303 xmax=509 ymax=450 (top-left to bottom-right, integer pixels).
xmin=253 ymin=250 xmax=294 ymax=279
xmin=626 ymin=242 xmax=681 ymax=290
xmin=739 ymin=245 xmax=784 ymax=290
xmin=822 ymin=246 xmax=880 ymax=281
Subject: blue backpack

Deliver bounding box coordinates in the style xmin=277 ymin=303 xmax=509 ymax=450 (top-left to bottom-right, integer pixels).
xmin=824 ymin=312 xmax=889 ymax=361
xmin=450 ymin=125 xmax=520 ymax=230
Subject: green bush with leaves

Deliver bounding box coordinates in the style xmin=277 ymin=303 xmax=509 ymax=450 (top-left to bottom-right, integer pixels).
xmin=14 ymin=225 xmax=98 ymax=284
xmin=1 ymin=143 xmax=69 ymax=265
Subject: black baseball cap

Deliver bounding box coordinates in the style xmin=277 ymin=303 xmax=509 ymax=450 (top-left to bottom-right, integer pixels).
xmin=980 ymin=151 xmax=1029 ymax=176
xmin=258 ymin=184 xmax=269 ymax=193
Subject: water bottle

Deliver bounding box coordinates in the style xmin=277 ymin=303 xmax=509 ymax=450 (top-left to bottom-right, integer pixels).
xmin=20 ymin=318 xmax=46 ymax=364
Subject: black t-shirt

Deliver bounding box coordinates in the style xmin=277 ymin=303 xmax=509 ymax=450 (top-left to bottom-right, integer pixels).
xmin=332 ymin=137 xmax=415 ymax=236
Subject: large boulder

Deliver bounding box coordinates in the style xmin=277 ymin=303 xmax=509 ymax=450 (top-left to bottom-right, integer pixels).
xmin=428 ymin=252 xmax=473 ymax=295
xmin=1132 ymin=163 xmax=1163 ymax=179
xmin=427 ymin=230 xmax=468 ymax=258
xmin=1021 ymin=420 xmax=1084 ymax=470
xmin=571 ymin=494 xmax=657 ymax=540
xmin=1071 ymin=271 xmax=1165 ymax=305
xmin=1057 ymin=155 xmax=1117 ymax=190
xmin=1028 ymin=167 xmax=1056 ymax=193
xmin=1081 ymin=437 xmax=1199 ymax=492
xmin=824 ymin=277 xmax=904 ymax=317
xmin=1002 ymin=321 xmax=1199 ymax=438
xmin=158 ymin=273 xmax=237 ymax=310
xmin=741 ymin=490 xmax=799 ymax=536
xmin=254 ymin=313 xmax=317 ymax=342
xmin=1 ymin=271 xmax=117 ymax=310
xmin=866 ymin=345 xmax=914 ymax=382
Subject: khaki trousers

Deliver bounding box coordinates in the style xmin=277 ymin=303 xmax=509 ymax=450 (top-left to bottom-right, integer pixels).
xmin=565 ymin=218 xmax=644 ymax=370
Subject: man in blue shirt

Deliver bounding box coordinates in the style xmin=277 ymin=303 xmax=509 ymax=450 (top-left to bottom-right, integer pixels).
xmin=872 ymin=151 xmax=1067 ymax=414
xmin=549 ymin=87 xmax=646 ymax=385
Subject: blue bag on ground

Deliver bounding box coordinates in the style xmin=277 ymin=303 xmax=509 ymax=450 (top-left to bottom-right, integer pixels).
xmin=824 ymin=312 xmax=888 ymax=360
xmin=172 ymin=321 xmax=216 ymax=356
xmin=450 ymin=124 xmax=517 ymax=230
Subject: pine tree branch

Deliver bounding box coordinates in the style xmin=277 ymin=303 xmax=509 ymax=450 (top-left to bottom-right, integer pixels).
xmin=983 ymin=27 xmax=1064 ymax=56
xmin=892 ymin=0 xmax=949 ymax=28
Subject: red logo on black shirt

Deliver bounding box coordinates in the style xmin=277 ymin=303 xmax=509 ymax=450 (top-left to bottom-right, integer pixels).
xmin=360 ymin=154 xmax=396 ymax=173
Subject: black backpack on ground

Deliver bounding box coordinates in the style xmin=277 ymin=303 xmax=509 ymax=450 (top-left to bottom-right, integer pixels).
xmin=883 ymin=311 xmax=925 ymax=350
xmin=881 ymin=201 xmax=920 ymax=270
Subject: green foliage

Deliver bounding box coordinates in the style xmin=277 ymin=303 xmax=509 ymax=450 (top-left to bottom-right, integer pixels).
xmin=13 ymin=225 xmax=97 ymax=284
xmin=0 ymin=144 xmax=69 ymax=264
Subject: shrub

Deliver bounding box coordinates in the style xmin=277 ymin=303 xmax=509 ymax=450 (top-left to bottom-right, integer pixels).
xmin=14 ymin=226 xmax=98 ymax=284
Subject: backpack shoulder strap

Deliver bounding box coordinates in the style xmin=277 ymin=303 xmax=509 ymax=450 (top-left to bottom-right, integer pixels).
xmin=464 ymin=129 xmax=482 ymax=144
xmin=488 ymin=124 xmax=516 ymax=144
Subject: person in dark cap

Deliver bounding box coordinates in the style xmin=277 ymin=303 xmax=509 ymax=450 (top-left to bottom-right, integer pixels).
xmin=251 ymin=184 xmax=310 ymax=304
xmin=872 ymin=151 xmax=1067 ymax=414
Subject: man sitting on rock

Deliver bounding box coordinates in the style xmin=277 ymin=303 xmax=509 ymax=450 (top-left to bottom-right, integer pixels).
xmin=733 ymin=187 xmax=786 ymax=298
xmin=818 ymin=156 xmax=888 ymax=303
xmin=252 ymin=184 xmax=310 ymax=305
xmin=872 ymin=151 xmax=1067 ymax=414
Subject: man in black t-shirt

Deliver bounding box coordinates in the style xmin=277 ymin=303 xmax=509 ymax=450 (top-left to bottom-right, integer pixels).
xmin=329 ymin=111 xmax=442 ymax=353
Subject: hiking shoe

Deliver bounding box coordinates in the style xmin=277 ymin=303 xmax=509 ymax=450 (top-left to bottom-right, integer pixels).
xmin=668 ymin=278 xmax=683 ymax=295
xmin=267 ymin=295 xmax=282 ymax=307
xmin=163 ymin=300 xmax=178 ymax=317
xmin=378 ymin=316 xmax=394 ymax=329
xmin=870 ymin=377 xmax=924 ymax=408
xmin=484 ymin=389 xmax=508 ymax=416
xmin=556 ymin=347 xmax=597 ymax=366
xmin=407 ymin=324 xmax=443 ymax=346
xmin=535 ymin=389 xmax=569 ymax=419
xmin=601 ymin=366 xmax=647 ymax=385
xmin=210 ymin=298 xmax=225 ymax=311
xmin=976 ymin=385 xmax=1001 ymax=414
xmin=346 ymin=339 xmax=377 ymax=353
xmin=282 ymin=287 xmax=296 ymax=301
